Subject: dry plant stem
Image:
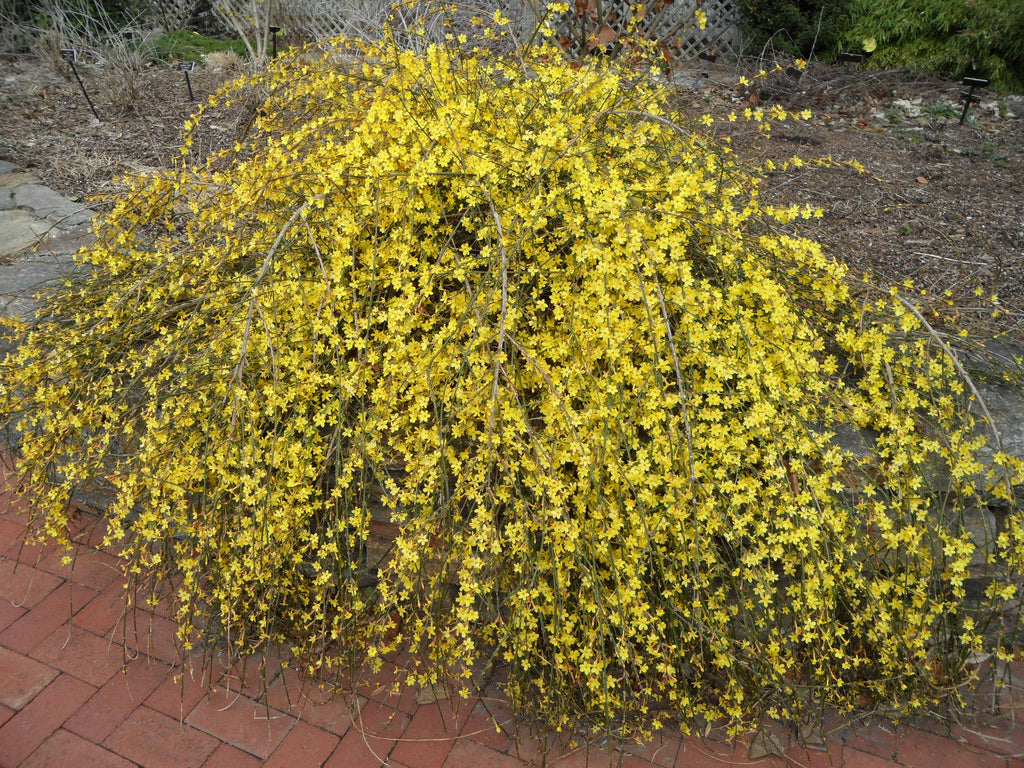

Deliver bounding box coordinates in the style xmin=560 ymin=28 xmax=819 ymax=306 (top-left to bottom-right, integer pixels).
xmin=229 ymin=202 xmax=309 ymax=429
xmin=485 ymin=194 xmax=510 ymax=444
xmin=632 ymin=241 xmax=697 ymax=484
xmin=894 ymin=293 xmax=1004 ymax=456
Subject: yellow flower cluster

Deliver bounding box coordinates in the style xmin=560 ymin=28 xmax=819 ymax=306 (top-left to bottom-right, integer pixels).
xmin=2 ymin=38 xmax=1021 ymax=734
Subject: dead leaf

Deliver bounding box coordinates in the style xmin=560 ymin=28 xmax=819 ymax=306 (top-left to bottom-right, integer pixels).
xmin=916 ymin=176 xmax=928 ymax=183
xmin=415 ymin=682 xmax=451 ymax=704
xmin=588 ymin=25 xmax=617 ymax=49
xmin=748 ymin=728 xmax=786 ymax=759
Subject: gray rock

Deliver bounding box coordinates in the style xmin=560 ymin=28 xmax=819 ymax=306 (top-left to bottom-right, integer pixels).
xmin=0 ymin=209 xmax=51 ymax=258
xmin=40 ymin=206 xmax=94 ymax=229
xmin=0 ymin=172 xmax=43 ymax=190
xmin=0 ymin=161 xmax=16 ymax=175
xmin=830 ymin=422 xmax=878 ymax=459
xmin=976 ymin=383 xmax=1024 ymax=468
xmin=38 ymin=227 xmax=96 ymax=255
xmin=0 ymin=252 xmax=89 ymax=320
xmin=12 ymin=183 xmax=69 ymax=213
xmin=1 ymin=173 xmax=45 ymax=212
xmin=12 ymin=184 xmax=93 ymax=229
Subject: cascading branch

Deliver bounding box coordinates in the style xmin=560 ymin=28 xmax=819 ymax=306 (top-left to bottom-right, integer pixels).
xmin=2 ymin=37 xmax=1023 ymax=735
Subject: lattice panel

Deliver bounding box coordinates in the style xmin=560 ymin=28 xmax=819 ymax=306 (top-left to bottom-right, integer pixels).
xmin=150 ymin=0 xmax=201 ymax=29
xmin=550 ymin=0 xmax=738 ymax=59
xmin=276 ymin=0 xmax=359 ymax=40
xmin=210 ymin=0 xmax=355 ymax=44
xmin=207 ymin=0 xmax=738 ymax=57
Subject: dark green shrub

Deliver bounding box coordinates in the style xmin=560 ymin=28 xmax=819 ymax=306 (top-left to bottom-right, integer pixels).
xmin=738 ymin=0 xmax=853 ymax=61
xmin=841 ymin=0 xmax=1024 ymax=93
xmin=150 ymin=28 xmax=246 ymax=61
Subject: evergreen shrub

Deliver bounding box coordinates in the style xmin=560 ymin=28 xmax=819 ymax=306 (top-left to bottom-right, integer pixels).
xmin=841 ymin=0 xmax=1024 ymax=93
xmin=738 ymin=0 xmax=852 ymax=61
xmin=3 ymin=36 xmax=1024 ymax=734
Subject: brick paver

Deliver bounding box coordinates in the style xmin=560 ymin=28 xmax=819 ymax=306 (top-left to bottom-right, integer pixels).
xmin=145 ymin=665 xmax=213 ymax=721
xmin=442 ymin=740 xmax=535 ymax=768
xmin=264 ymin=667 xmax=355 ymax=736
xmin=103 ymin=706 xmax=219 ymax=768
xmin=185 ymin=694 xmax=294 ymax=759
xmin=199 ymin=742 xmax=264 ymax=768
xmin=2 ymin=471 xmax=1023 ymax=768
xmin=64 ymin=656 xmax=175 ymax=742
xmin=0 ymin=647 xmax=57 ymax=710
xmin=897 ymin=727 xmax=1009 ymax=768
xmin=0 ymin=673 xmax=96 ymax=767
xmin=0 ymin=559 xmax=62 ymax=610
xmin=1 ymin=580 xmax=97 ymax=656
xmin=31 ymin=545 xmax=122 ymax=591
xmin=72 ymin=579 xmax=128 ymax=636
xmin=323 ymin=699 xmax=411 ymax=767
xmin=18 ymin=729 xmax=135 ymax=768
xmin=263 ymin=720 xmax=341 ymax=768
xmin=0 ymin=601 xmax=25 ymax=634
xmin=390 ymin=697 xmax=465 ymax=768
xmin=30 ymin=623 xmax=125 ymax=687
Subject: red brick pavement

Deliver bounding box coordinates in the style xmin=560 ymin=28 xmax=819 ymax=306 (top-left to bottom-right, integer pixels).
xmin=2 ymin=456 xmax=1023 ymax=768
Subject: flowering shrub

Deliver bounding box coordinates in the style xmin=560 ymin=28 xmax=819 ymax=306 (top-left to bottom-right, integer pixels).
xmin=3 ymin=37 xmax=1023 ymax=734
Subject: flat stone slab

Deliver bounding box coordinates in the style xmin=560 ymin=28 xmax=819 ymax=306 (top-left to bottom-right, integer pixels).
xmin=0 ymin=161 xmax=16 ymax=175
xmin=12 ymin=183 xmax=71 ymax=211
xmin=0 ymin=252 xmax=90 ymax=320
xmin=12 ymin=184 xmax=93 ymax=229
xmin=39 ymin=227 xmax=96 ymax=255
xmin=0 ymin=209 xmax=51 ymax=258
xmin=0 ymin=173 xmax=44 ymax=210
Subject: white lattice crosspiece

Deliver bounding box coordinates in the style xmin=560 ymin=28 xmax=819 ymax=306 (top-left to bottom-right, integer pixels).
xmin=204 ymin=0 xmax=737 ymax=60
xmin=209 ymin=0 xmax=399 ymax=51
xmin=151 ymin=0 xmax=201 ymax=29
xmin=547 ymin=0 xmax=738 ymax=59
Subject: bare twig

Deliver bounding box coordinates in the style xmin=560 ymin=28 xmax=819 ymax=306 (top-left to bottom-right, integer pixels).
xmin=894 ymin=293 xmax=1003 ymax=456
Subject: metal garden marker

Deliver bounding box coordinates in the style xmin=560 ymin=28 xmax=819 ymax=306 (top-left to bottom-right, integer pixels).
xmin=691 ymin=51 xmax=716 ymax=89
xmin=269 ymin=25 xmax=281 ymax=59
xmin=959 ymin=77 xmax=989 ymax=125
xmin=179 ymin=61 xmax=196 ymax=101
xmin=61 ymin=48 xmax=100 ymax=121
xmin=838 ymin=52 xmax=863 ymax=75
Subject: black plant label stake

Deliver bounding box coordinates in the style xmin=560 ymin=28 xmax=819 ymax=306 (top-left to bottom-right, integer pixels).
xmin=959 ymin=77 xmax=988 ymax=125
xmin=269 ymin=26 xmax=281 ymax=59
xmin=691 ymin=51 xmax=715 ymax=90
xmin=838 ymin=52 xmax=863 ymax=75
xmin=179 ymin=61 xmax=196 ymax=101
xmin=61 ymin=48 xmax=101 ymax=122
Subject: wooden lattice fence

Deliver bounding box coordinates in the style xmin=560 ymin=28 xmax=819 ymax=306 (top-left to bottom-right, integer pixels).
xmin=148 ymin=0 xmax=738 ymax=61
xmin=550 ymin=0 xmax=739 ymax=59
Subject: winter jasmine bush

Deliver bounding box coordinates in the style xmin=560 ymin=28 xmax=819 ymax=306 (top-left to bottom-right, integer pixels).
xmin=2 ymin=35 xmax=1023 ymax=735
